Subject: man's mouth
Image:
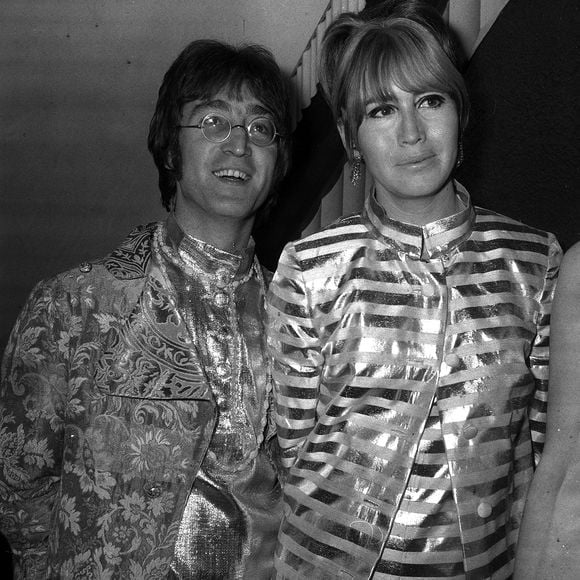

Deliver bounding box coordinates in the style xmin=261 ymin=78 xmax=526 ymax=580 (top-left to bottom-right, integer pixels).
xmin=213 ymin=169 xmax=250 ymax=182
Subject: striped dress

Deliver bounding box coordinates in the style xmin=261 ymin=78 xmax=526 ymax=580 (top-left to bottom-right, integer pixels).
xmin=266 ymin=184 xmax=561 ymax=579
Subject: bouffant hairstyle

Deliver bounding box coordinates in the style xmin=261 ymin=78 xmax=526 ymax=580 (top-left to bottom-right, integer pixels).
xmin=319 ymin=4 xmax=469 ymax=160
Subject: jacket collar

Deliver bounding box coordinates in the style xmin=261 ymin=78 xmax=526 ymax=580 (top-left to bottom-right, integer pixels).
xmin=362 ymin=181 xmax=475 ymax=260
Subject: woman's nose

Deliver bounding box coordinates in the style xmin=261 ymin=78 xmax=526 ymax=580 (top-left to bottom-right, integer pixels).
xmin=399 ymin=110 xmax=425 ymax=145
xmin=223 ymin=125 xmax=251 ymax=156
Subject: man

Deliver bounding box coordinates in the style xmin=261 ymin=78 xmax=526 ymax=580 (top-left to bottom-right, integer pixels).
xmin=0 ymin=39 xmax=291 ymax=579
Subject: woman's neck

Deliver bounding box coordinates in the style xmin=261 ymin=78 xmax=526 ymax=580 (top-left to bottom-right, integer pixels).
xmin=376 ymin=183 xmax=459 ymax=226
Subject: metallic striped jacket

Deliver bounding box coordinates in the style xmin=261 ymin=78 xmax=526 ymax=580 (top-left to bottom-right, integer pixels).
xmin=266 ymin=185 xmax=561 ymax=579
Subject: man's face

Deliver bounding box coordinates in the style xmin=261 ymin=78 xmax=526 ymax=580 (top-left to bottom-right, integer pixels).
xmin=174 ymin=85 xmax=278 ymax=232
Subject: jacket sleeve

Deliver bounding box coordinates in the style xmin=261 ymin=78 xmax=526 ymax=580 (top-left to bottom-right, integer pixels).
xmin=266 ymin=243 xmax=323 ymax=474
xmin=528 ymin=233 xmax=562 ymax=463
xmin=0 ymin=280 xmax=70 ymax=579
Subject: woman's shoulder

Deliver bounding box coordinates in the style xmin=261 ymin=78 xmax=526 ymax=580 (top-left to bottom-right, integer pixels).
xmin=275 ymin=213 xmax=369 ymax=274
xmin=290 ymin=213 xmax=367 ymax=250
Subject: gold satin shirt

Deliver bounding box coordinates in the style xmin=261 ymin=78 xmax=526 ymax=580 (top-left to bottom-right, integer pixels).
xmin=155 ymin=219 xmax=282 ymax=579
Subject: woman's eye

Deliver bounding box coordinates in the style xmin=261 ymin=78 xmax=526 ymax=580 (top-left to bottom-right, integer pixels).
xmin=418 ymin=94 xmax=445 ymax=108
xmin=367 ymin=105 xmax=395 ymax=118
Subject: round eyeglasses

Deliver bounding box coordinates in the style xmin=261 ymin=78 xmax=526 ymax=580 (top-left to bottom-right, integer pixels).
xmin=178 ymin=114 xmax=282 ymax=147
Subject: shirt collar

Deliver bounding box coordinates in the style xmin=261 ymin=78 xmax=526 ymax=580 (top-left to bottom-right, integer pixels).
xmin=164 ymin=213 xmax=255 ymax=281
xmin=362 ymin=181 xmax=475 ymax=260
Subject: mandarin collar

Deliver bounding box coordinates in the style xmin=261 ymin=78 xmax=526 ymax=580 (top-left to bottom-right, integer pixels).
xmin=164 ymin=214 xmax=255 ymax=281
xmin=362 ymin=182 xmax=475 ymax=260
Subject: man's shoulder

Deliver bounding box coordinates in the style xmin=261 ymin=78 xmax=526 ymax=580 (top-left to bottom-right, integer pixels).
xmin=98 ymin=222 xmax=157 ymax=280
xmin=41 ymin=223 xmax=158 ymax=294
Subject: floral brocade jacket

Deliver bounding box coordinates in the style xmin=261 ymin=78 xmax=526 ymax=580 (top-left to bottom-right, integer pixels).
xmin=0 ymin=223 xmax=275 ymax=579
xmin=267 ymin=187 xmax=562 ymax=579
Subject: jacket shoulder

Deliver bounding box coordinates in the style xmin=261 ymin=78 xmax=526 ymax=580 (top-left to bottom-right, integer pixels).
xmin=292 ymin=213 xmax=368 ymax=253
xmin=33 ymin=224 xmax=156 ymax=300
xmin=99 ymin=222 xmax=156 ymax=279
xmin=474 ymin=206 xmax=557 ymax=241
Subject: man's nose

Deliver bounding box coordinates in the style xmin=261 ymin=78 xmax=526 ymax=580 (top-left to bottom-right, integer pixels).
xmin=223 ymin=124 xmax=251 ymax=155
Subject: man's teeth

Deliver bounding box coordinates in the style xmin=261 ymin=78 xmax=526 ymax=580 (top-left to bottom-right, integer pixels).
xmin=213 ymin=169 xmax=249 ymax=180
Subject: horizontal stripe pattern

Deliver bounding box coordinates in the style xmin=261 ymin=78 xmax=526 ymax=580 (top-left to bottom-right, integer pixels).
xmin=374 ymin=402 xmax=465 ymax=579
xmin=267 ymin=187 xmax=561 ymax=579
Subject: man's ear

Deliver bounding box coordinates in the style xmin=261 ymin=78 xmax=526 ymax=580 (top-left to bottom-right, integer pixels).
xmin=164 ymin=151 xmax=175 ymax=171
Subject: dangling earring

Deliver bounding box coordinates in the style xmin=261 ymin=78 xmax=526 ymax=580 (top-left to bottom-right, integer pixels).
xmin=456 ymin=140 xmax=464 ymax=168
xmin=350 ymin=149 xmax=362 ymax=186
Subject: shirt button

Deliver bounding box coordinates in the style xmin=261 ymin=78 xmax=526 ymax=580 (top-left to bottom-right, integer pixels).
xmin=214 ymin=292 xmax=229 ymax=307
xmin=79 ymin=262 xmax=92 ymax=273
xmin=145 ymin=485 xmax=162 ymax=499
xmin=215 ymin=268 xmax=230 ymax=289
xmin=462 ymin=423 xmax=478 ymax=440
xmin=422 ymin=285 xmax=435 ymax=297
xmin=445 ymin=353 xmax=461 ymax=367
xmin=350 ymin=519 xmax=380 ymax=544
xmin=215 ymin=363 xmax=230 ymax=377
xmin=477 ymin=501 xmax=492 ymax=519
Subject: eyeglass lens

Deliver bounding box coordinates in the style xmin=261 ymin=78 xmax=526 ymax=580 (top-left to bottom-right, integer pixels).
xmin=201 ymin=114 xmax=276 ymax=146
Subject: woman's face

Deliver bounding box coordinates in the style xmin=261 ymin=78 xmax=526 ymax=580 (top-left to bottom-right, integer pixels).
xmin=356 ymin=84 xmax=459 ymax=217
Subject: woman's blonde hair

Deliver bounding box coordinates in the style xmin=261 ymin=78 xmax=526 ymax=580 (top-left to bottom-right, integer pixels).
xmin=320 ymin=13 xmax=469 ymax=160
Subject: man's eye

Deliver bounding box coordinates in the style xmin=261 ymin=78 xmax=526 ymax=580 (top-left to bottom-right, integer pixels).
xmin=249 ymin=118 xmax=276 ymax=140
xmin=203 ymin=114 xmax=228 ymax=128
xmin=252 ymin=121 xmax=269 ymax=134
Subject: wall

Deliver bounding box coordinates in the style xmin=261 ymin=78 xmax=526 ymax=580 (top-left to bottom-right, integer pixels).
xmin=0 ymin=0 xmax=329 ymax=351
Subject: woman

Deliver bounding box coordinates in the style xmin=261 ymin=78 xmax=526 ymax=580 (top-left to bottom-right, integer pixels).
xmin=266 ymin=3 xmax=561 ymax=579
xmin=515 ymin=241 xmax=580 ymax=580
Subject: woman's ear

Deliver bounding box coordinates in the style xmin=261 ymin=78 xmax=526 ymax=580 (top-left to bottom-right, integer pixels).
xmin=337 ymin=120 xmax=357 ymax=162
xmin=337 ymin=121 xmax=348 ymax=151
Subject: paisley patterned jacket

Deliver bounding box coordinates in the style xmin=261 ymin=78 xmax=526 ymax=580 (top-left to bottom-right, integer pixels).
xmin=0 ymin=223 xmax=275 ymax=579
xmin=267 ymin=186 xmax=562 ymax=579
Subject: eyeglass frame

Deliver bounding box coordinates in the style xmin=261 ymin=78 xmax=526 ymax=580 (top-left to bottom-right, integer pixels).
xmin=177 ymin=113 xmax=284 ymax=147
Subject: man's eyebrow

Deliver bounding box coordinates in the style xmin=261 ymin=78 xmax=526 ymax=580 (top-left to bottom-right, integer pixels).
xmin=190 ymin=100 xmax=273 ymax=118
xmin=191 ymin=99 xmax=230 ymax=114
xmin=247 ymin=103 xmax=273 ymax=117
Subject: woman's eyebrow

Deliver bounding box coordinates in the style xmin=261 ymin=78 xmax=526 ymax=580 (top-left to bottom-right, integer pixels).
xmin=364 ymin=94 xmax=395 ymax=106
